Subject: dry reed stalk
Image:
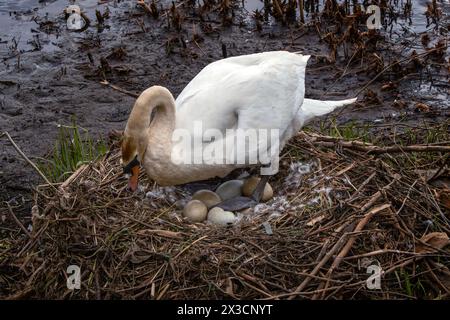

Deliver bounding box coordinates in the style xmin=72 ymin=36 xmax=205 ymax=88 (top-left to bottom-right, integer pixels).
xmin=2 ymin=130 xmax=449 ymax=299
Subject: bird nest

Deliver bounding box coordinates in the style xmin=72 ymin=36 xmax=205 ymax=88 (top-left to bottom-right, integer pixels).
xmin=2 ymin=132 xmax=450 ymax=299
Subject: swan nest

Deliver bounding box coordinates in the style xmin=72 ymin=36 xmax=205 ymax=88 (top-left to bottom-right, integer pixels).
xmin=2 ymin=132 xmax=450 ymax=299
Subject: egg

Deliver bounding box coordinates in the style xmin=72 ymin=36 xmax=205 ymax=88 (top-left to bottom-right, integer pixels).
xmin=242 ymin=176 xmax=274 ymax=202
xmin=192 ymin=189 xmax=222 ymax=208
xmin=215 ymin=180 xmax=244 ymax=201
xmin=183 ymin=200 xmax=208 ymax=222
xmin=207 ymin=207 xmax=236 ymax=226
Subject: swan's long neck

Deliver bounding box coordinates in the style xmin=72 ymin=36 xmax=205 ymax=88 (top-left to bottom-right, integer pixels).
xmin=125 ymin=86 xmax=234 ymax=186
xmin=125 ymin=86 xmax=176 ymax=160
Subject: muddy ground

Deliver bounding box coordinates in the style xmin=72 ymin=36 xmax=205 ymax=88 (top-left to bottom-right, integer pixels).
xmin=0 ymin=0 xmax=449 ymax=223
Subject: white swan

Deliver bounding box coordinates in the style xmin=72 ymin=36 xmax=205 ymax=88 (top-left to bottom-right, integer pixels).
xmin=121 ymin=51 xmax=356 ymax=193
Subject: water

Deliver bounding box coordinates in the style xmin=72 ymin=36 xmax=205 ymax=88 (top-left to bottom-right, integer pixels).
xmin=0 ymin=0 xmax=113 ymax=53
xmin=1 ymin=0 xmax=448 ymax=51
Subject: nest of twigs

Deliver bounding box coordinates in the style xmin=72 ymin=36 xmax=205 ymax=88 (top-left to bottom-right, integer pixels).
xmin=2 ymin=132 xmax=450 ymax=299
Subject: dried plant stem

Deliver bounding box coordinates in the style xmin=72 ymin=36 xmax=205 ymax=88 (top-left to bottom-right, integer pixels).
xmin=5 ymin=202 xmax=32 ymax=238
xmin=100 ymin=80 xmax=139 ymax=98
xmin=355 ymin=47 xmax=446 ymax=97
xmin=273 ymin=0 xmax=284 ymax=21
xmin=298 ymin=0 xmax=305 ymax=23
xmin=288 ymin=232 xmax=350 ymax=299
xmin=60 ymin=164 xmax=89 ymax=190
xmin=319 ymin=203 xmax=391 ymax=298
xmin=137 ymin=0 xmax=153 ymax=16
xmin=3 ymin=130 xmax=449 ymax=299
xmin=302 ymin=133 xmax=450 ymax=154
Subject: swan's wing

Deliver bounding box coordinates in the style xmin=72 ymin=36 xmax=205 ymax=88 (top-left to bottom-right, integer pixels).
xmin=174 ymin=51 xmax=310 ymax=170
xmin=176 ymin=51 xmax=296 ymax=107
xmin=175 ymin=51 xmax=310 ymax=136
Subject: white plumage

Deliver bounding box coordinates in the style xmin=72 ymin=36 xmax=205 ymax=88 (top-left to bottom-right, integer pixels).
xmin=173 ymin=51 xmax=355 ymax=167
xmin=122 ymin=51 xmax=356 ymax=187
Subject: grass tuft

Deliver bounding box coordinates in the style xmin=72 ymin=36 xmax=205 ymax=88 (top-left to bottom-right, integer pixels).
xmin=39 ymin=119 xmax=108 ymax=182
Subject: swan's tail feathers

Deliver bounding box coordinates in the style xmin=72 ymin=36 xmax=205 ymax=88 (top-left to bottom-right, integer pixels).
xmin=296 ymin=53 xmax=311 ymax=64
xmin=301 ymin=98 xmax=357 ymax=123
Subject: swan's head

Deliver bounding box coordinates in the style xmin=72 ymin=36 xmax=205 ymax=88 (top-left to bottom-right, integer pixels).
xmin=121 ymin=135 xmax=142 ymax=192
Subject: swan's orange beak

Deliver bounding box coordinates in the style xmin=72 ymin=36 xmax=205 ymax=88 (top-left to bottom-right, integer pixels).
xmin=127 ymin=165 xmax=140 ymax=192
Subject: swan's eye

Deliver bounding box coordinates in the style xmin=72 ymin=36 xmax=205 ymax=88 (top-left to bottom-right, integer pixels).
xmin=122 ymin=155 xmax=140 ymax=174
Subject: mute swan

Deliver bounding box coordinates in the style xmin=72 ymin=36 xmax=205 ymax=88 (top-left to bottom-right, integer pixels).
xmin=122 ymin=51 xmax=356 ymax=205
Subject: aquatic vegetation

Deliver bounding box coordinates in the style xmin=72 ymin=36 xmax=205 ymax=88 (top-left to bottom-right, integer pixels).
xmin=38 ymin=119 xmax=107 ymax=182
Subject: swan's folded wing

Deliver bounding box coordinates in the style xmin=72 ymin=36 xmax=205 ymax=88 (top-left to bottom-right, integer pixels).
xmin=176 ymin=51 xmax=309 ymax=108
xmin=175 ymin=51 xmax=310 ymax=141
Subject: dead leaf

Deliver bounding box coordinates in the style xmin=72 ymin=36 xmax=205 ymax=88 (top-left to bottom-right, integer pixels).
xmin=416 ymin=232 xmax=450 ymax=253
xmin=225 ymin=277 xmax=234 ymax=296
xmin=415 ymin=102 xmax=431 ymax=113
xmin=421 ymin=33 xmax=430 ymax=47
xmin=392 ymin=100 xmax=407 ymax=109
xmin=306 ymin=214 xmax=326 ymax=227
xmin=381 ymin=82 xmax=397 ymax=91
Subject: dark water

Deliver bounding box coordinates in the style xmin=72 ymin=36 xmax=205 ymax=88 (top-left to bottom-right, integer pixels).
xmin=1 ymin=0 xmax=448 ymax=50
xmin=0 ymin=0 xmax=122 ymax=53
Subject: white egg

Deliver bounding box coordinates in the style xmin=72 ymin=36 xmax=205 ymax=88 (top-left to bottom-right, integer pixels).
xmin=183 ymin=200 xmax=208 ymax=222
xmin=207 ymin=207 xmax=236 ymax=226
